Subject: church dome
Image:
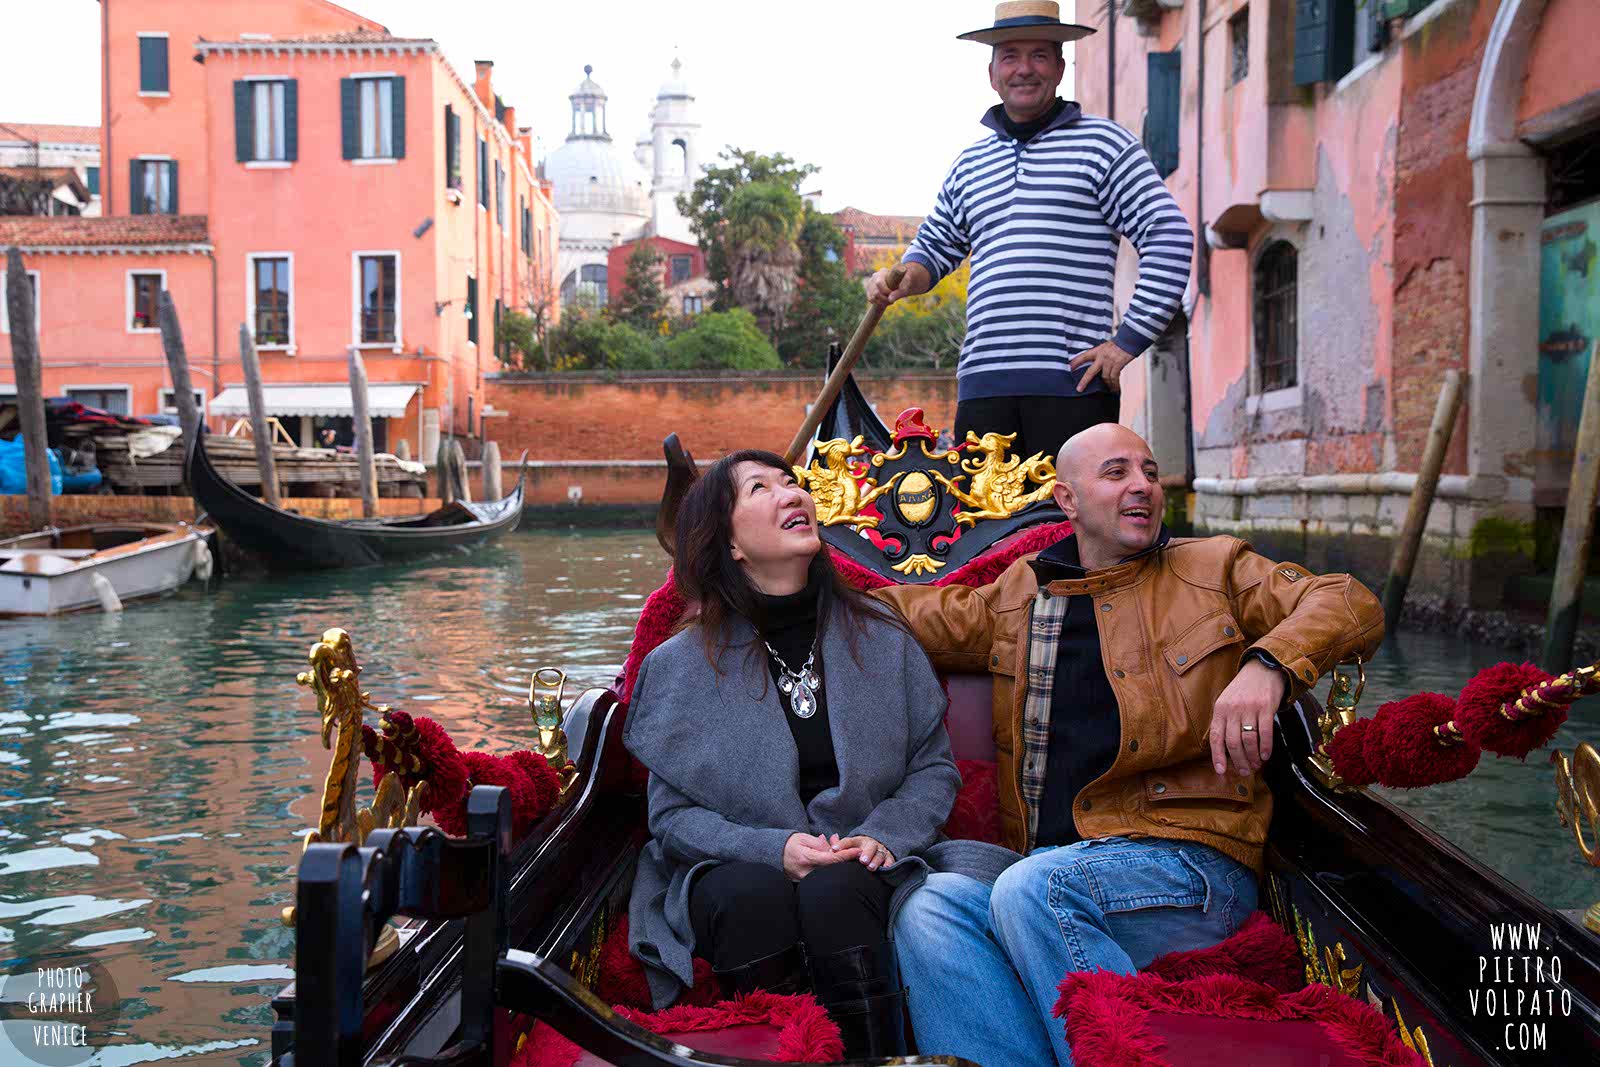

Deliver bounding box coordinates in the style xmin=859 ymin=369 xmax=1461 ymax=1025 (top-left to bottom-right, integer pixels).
xmin=543 ymin=65 xmax=651 ymax=220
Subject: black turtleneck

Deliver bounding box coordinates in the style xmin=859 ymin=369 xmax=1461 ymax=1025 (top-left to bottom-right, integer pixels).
xmin=759 ymin=576 xmax=840 ymax=806
xmin=1001 ymin=97 xmax=1069 ymax=144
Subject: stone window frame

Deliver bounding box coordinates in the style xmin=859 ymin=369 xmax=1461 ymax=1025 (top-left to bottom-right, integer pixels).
xmin=1246 ymin=226 xmax=1305 ymax=415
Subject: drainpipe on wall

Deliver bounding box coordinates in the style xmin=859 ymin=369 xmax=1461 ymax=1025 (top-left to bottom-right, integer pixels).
xmin=1194 ymin=0 xmax=1210 ymax=297
xmin=101 ymin=0 xmax=112 ymax=216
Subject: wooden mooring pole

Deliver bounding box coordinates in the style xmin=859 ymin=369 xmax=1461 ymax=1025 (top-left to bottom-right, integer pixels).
xmin=436 ymin=435 xmax=455 ymax=503
xmin=158 ymin=290 xmax=202 ymax=443
xmin=1543 ymin=342 xmax=1600 ymax=674
xmin=1381 ymin=368 xmax=1466 ymax=637
xmin=348 ymin=347 xmax=378 ymax=519
xmin=6 ymin=247 xmax=51 ymax=530
xmin=239 ymin=324 xmax=281 ymax=507
xmin=481 ymin=439 xmax=503 ymax=501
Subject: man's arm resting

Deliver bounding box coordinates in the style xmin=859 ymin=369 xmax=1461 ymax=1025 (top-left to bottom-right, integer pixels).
xmin=1230 ymin=548 xmax=1385 ymax=698
xmin=871 ymin=583 xmax=994 ymax=673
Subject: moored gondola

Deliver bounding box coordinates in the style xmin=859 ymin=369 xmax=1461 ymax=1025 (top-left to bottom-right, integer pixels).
xmin=268 ymin=371 xmax=1600 ymax=1066
xmin=187 ymin=430 xmax=526 ymax=569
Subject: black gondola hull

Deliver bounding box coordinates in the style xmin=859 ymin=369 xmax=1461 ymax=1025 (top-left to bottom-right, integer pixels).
xmin=187 ymin=432 xmax=524 ymax=570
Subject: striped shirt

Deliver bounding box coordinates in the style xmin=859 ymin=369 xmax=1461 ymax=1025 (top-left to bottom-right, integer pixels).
xmin=904 ymin=102 xmax=1194 ymax=402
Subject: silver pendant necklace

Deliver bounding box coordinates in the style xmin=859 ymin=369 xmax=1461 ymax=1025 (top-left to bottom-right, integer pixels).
xmin=764 ymin=638 xmax=821 ymax=719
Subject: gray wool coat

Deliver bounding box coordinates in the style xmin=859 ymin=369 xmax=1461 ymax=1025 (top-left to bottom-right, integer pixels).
xmin=624 ymin=602 xmax=1019 ymax=1009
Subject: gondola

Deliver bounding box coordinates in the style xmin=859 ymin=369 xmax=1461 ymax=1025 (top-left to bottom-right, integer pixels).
xmin=186 ymin=429 xmax=526 ymax=569
xmin=268 ymin=367 xmax=1600 ymax=1067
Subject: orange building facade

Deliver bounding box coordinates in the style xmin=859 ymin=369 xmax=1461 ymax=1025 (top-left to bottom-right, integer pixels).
xmin=1 ymin=0 xmax=558 ymax=457
xmin=1074 ymin=0 xmax=1600 ymax=605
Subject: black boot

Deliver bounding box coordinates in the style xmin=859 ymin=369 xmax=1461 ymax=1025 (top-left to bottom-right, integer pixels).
xmin=807 ymin=941 xmax=909 ymax=1059
xmin=713 ymin=943 xmax=808 ymax=996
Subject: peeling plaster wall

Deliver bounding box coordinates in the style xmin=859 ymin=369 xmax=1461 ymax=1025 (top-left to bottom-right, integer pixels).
xmin=1518 ymin=0 xmax=1599 ymax=126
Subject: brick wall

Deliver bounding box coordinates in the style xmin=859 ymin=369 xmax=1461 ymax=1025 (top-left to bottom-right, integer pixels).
xmin=483 ymin=371 xmax=959 ymax=462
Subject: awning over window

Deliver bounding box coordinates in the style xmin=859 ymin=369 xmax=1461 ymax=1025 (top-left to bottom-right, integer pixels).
xmin=209 ymin=383 xmax=419 ymax=419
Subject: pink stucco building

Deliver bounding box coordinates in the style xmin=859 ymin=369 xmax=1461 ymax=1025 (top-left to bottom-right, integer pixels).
xmin=1 ymin=0 xmax=558 ymax=458
xmin=1077 ymin=0 xmax=1600 ymax=606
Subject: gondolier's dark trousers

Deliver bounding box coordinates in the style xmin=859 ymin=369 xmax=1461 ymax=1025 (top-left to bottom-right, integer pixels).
xmin=689 ymin=861 xmax=893 ymax=970
xmin=955 ymin=393 xmax=1120 ymax=465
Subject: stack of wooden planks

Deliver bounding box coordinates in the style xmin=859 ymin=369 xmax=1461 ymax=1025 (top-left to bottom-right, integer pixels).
xmin=88 ymin=433 xmax=426 ymax=495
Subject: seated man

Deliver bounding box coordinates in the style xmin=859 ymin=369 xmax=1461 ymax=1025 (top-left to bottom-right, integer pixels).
xmin=876 ymin=424 xmax=1384 ymax=1066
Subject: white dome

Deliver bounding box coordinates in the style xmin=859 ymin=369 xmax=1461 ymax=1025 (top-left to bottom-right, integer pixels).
xmin=544 ymin=136 xmax=651 ymax=219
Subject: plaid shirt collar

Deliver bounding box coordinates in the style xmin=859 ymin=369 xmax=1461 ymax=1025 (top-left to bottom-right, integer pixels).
xmin=1015 ymin=526 xmax=1170 ymax=847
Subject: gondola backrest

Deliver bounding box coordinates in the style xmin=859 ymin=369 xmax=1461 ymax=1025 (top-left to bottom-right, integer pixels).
xmin=286 ymin=786 xmax=513 ymax=1067
xmin=943 ymin=673 xmax=996 ymax=762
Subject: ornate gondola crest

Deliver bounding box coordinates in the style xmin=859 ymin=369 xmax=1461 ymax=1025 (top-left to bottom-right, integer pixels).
xmin=796 ymin=408 xmax=1063 ymax=584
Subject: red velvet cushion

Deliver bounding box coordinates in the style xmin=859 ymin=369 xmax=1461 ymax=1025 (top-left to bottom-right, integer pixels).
xmin=943 ymin=759 xmax=1002 ymax=845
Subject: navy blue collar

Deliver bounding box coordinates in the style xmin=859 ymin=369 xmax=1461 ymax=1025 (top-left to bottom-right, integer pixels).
xmin=1030 ymin=526 xmax=1171 ymax=582
xmin=982 ymin=98 xmax=1082 ymax=141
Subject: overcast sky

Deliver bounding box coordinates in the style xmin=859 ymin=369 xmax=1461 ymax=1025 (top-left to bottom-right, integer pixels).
xmin=1 ymin=0 xmax=1091 ymax=215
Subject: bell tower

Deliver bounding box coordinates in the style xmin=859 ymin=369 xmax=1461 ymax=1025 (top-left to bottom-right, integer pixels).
xmin=648 ymin=57 xmax=699 ymax=243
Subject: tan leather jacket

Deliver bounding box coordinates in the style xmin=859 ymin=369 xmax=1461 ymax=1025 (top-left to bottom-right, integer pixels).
xmin=875 ymin=535 xmax=1384 ymax=871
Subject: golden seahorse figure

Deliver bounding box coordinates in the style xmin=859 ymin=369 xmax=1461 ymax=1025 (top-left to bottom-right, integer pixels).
xmin=795 ymin=436 xmax=902 ymax=530
xmin=934 ymin=431 xmax=1057 ymax=526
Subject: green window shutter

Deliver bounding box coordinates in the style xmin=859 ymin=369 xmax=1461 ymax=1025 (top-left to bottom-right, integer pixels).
xmin=1383 ymin=0 xmax=1428 ymax=16
xmin=340 ymin=78 xmax=358 ymax=160
xmin=284 ymin=80 xmax=299 ymax=161
xmin=234 ymin=81 xmax=253 ymax=162
xmin=390 ymin=76 xmax=406 ymax=159
xmin=467 ymin=275 xmax=478 ymax=344
xmin=139 ymin=37 xmax=168 ymax=93
xmin=1143 ymin=50 xmax=1181 ymax=179
xmin=445 ymin=104 xmax=459 ymax=188
xmin=168 ymin=162 xmax=178 ymax=214
xmin=129 ymin=159 xmax=144 ymax=215
xmin=478 ymin=139 xmax=489 ymax=206
xmin=1294 ymin=0 xmax=1356 ymax=85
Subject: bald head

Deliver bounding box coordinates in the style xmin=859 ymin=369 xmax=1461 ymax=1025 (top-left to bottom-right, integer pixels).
xmin=1055 ymin=424 xmax=1155 ymax=488
xmin=1052 ymin=424 xmax=1163 ymax=571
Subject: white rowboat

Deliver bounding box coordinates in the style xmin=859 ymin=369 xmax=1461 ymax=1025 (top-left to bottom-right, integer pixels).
xmin=0 ymin=522 xmax=212 ymax=616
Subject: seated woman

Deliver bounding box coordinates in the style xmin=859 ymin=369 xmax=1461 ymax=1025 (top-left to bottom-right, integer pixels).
xmin=624 ymin=449 xmax=1011 ymax=1058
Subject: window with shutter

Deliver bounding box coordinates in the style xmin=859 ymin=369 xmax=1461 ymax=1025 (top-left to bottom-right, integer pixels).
xmin=466 ymin=275 xmax=479 ymax=344
xmin=1294 ymin=0 xmax=1356 ymax=86
xmin=131 ymin=159 xmax=176 ymax=214
xmin=446 ymin=105 xmax=462 ymax=190
xmin=358 ymin=254 xmax=398 ymax=343
xmin=478 ymin=139 xmax=489 ymax=206
xmin=496 ymin=161 xmax=506 ymax=231
xmin=138 ymin=35 xmax=168 ymax=93
xmin=1254 ymin=241 xmax=1299 ymax=392
xmin=340 ymin=78 xmax=359 ymax=160
xmin=1143 ymin=51 xmax=1181 ymax=179
xmin=346 ymin=77 xmax=401 ymax=160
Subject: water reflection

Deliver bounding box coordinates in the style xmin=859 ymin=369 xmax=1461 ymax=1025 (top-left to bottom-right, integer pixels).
xmin=0 ymin=531 xmax=669 ymax=1066
xmin=0 ymin=530 xmax=1594 ymax=1064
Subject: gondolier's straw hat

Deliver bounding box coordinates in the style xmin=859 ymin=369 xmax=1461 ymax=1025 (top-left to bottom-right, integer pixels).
xmin=958 ymin=1 xmax=1096 ymax=45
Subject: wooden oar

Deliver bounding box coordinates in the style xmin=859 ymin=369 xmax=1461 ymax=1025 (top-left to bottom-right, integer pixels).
xmin=782 ymin=265 xmax=906 ymax=465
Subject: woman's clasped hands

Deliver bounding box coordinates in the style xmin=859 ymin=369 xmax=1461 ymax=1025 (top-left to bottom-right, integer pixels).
xmin=782 ymin=832 xmax=895 ymax=880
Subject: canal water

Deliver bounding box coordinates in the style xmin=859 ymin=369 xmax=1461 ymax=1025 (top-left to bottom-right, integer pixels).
xmin=0 ymin=529 xmax=1597 ymax=1065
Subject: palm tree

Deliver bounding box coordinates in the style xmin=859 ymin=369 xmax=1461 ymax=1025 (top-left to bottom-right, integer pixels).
xmin=724 ymin=181 xmax=804 ymax=336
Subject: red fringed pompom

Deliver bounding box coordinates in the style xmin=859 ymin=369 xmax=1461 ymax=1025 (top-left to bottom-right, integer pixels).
xmin=408 ymin=715 xmax=470 ymax=817
xmin=1325 ymin=716 xmax=1377 ymax=788
xmin=596 ymin=915 xmax=721 ymax=1009
xmin=1143 ymin=911 xmax=1304 ymax=994
xmin=1456 ymin=661 xmax=1565 ymax=759
xmin=507 ymin=750 xmax=563 ymax=827
xmin=1370 ymin=693 xmax=1482 ymax=788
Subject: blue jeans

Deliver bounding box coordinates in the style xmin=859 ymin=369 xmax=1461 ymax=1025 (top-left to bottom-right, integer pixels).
xmin=893 ymin=836 xmax=1258 ymax=1066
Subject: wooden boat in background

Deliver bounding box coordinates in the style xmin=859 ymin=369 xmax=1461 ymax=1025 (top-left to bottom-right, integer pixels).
xmin=0 ymin=521 xmax=211 ymax=615
xmin=187 ymin=432 xmax=526 ymax=570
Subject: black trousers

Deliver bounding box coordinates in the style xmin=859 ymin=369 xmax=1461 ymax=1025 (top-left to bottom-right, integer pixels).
xmin=688 ymin=861 xmax=893 ymax=970
xmin=954 ymin=392 xmax=1120 ymax=465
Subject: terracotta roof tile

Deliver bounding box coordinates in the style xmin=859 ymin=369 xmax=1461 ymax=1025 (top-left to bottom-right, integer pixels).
xmin=223 ymin=28 xmax=432 ymax=45
xmin=0 ymin=123 xmax=101 ymax=147
xmin=0 ymin=215 xmax=209 ymax=248
xmin=832 ymin=206 xmax=924 ymax=241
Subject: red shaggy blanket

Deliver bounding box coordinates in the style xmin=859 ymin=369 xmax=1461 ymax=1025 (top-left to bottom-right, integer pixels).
xmin=512 ymin=991 xmax=842 ymax=1066
xmin=1141 ymin=911 xmax=1305 ymax=995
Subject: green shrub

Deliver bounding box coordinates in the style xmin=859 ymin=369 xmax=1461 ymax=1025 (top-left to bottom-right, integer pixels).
xmin=664 ymin=309 xmax=781 ymax=370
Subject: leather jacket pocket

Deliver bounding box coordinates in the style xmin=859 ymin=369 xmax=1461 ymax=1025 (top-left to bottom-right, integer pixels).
xmin=1142 ymin=759 xmax=1255 ymax=817
xmin=1162 ymin=611 xmax=1246 ymax=739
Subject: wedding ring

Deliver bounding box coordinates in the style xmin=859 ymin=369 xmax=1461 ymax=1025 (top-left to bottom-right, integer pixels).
xmin=1240 ymin=724 xmax=1257 ymax=732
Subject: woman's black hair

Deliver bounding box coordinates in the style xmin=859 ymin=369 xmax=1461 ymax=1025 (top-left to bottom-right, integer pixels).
xmin=672 ymin=448 xmax=904 ymax=671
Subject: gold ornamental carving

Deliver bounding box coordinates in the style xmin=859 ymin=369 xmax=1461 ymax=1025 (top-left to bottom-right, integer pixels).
xmin=890 ymin=553 xmax=946 ymax=577
xmin=1551 ymin=740 xmax=1600 ymax=932
xmin=932 ymin=431 xmax=1056 ymax=526
xmin=795 ymin=436 xmax=902 ymax=531
xmin=282 ymin=628 xmax=424 ymax=968
xmin=1309 ymin=657 xmax=1366 ymax=791
xmin=530 ymin=667 xmax=579 ymax=795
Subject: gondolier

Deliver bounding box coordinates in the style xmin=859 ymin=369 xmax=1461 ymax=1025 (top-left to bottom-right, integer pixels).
xmin=867 ymin=1 xmax=1194 ymax=463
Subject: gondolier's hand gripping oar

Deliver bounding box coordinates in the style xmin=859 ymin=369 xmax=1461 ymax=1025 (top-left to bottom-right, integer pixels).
xmin=783 ymin=265 xmax=907 ymax=466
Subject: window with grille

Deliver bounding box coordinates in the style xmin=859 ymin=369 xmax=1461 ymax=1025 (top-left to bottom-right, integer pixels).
xmin=254 ymin=258 xmax=291 ymax=345
xmin=130 ymin=272 xmax=162 ymax=331
xmin=1254 ymin=241 xmax=1299 ymax=393
xmin=682 ymin=295 xmax=703 ymax=316
xmin=66 ymin=388 xmax=130 ymax=416
xmin=359 ymin=254 xmax=397 ymax=343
